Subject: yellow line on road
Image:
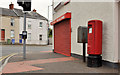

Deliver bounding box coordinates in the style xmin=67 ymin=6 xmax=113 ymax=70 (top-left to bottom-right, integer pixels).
xmin=0 ymin=53 xmax=18 ymax=62
xmin=0 ymin=55 xmax=10 ymax=61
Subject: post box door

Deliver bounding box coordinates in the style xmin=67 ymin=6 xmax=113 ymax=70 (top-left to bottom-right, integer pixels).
xmin=88 ymin=22 xmax=95 ymax=54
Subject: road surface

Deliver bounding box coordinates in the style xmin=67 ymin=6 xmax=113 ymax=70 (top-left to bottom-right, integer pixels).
xmin=0 ymin=45 xmax=52 ymax=57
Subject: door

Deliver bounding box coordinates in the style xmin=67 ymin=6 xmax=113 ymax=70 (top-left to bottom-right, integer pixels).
xmin=1 ymin=29 xmax=5 ymax=41
xmin=54 ymin=19 xmax=71 ymax=56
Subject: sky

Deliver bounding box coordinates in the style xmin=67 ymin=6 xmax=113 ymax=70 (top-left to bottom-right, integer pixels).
xmin=0 ymin=0 xmax=53 ymax=21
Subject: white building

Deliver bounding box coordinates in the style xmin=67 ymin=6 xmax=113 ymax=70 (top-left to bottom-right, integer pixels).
xmin=13 ymin=6 xmax=48 ymax=45
xmin=51 ymin=0 xmax=119 ymax=68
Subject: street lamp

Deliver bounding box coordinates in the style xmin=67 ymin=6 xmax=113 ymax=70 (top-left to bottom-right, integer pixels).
xmin=47 ymin=5 xmax=52 ymax=45
xmin=48 ymin=5 xmax=53 ymax=24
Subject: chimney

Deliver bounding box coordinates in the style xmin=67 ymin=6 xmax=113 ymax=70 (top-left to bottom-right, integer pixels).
xmin=9 ymin=2 xmax=14 ymax=10
xmin=33 ymin=9 xmax=37 ymax=12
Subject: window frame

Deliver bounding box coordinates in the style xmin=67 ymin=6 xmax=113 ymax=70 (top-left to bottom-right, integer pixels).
xmin=28 ymin=33 xmax=31 ymax=41
xmin=11 ymin=18 xmax=15 ymax=26
xmin=39 ymin=22 xmax=43 ymax=27
xmin=28 ymin=24 xmax=31 ymax=29
xmin=10 ymin=30 xmax=15 ymax=38
xmin=39 ymin=35 xmax=42 ymax=41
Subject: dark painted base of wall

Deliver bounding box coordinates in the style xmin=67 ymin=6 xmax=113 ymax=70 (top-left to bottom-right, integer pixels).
xmin=71 ymin=53 xmax=119 ymax=69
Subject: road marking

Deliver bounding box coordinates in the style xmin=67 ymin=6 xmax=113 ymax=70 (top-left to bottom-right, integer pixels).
xmin=0 ymin=57 xmax=2 ymax=59
xmin=0 ymin=56 xmax=10 ymax=62
xmin=0 ymin=53 xmax=18 ymax=73
xmin=0 ymin=53 xmax=18 ymax=62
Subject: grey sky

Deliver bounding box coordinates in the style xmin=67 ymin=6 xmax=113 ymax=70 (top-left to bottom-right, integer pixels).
xmin=0 ymin=0 xmax=53 ymax=20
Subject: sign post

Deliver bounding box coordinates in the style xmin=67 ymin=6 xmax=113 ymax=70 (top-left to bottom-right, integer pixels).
xmin=17 ymin=0 xmax=31 ymax=59
xmin=23 ymin=13 xmax=26 ymax=59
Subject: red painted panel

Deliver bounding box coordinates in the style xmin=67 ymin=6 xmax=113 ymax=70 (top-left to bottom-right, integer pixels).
xmin=51 ymin=12 xmax=71 ymax=25
xmin=54 ymin=19 xmax=71 ymax=56
xmin=1 ymin=29 xmax=5 ymax=41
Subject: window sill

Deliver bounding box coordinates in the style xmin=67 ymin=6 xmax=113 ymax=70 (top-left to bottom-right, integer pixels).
xmin=10 ymin=37 xmax=15 ymax=38
xmin=39 ymin=27 xmax=42 ymax=28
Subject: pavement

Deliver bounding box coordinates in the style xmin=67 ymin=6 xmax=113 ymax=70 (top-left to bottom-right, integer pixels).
xmin=1 ymin=50 xmax=119 ymax=74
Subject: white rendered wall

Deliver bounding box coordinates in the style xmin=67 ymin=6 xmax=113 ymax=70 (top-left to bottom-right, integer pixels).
xmin=71 ymin=2 xmax=118 ymax=63
xmin=53 ymin=2 xmax=119 ymax=63
xmin=19 ymin=17 xmax=48 ymax=45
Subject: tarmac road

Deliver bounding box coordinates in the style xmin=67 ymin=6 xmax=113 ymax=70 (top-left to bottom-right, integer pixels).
xmin=1 ymin=45 xmax=52 ymax=56
xmin=0 ymin=45 xmax=52 ymax=67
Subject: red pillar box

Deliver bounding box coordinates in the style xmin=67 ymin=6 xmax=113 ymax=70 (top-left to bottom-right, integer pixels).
xmin=87 ymin=20 xmax=102 ymax=67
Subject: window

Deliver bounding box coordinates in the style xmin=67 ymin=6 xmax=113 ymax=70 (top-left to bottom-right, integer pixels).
xmin=39 ymin=22 xmax=43 ymax=27
xmin=11 ymin=18 xmax=14 ymax=26
xmin=28 ymin=24 xmax=31 ymax=29
xmin=28 ymin=33 xmax=31 ymax=40
xmin=11 ymin=30 xmax=14 ymax=37
xmin=39 ymin=35 xmax=42 ymax=40
xmin=28 ymin=21 xmax=31 ymax=22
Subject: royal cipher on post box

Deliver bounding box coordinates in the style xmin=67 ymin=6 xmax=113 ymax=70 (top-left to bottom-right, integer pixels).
xmin=87 ymin=20 xmax=102 ymax=67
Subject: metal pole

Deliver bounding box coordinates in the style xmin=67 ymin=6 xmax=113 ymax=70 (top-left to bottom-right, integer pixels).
xmin=48 ymin=6 xmax=49 ymax=21
xmin=47 ymin=5 xmax=52 ymax=45
xmin=23 ymin=12 xmax=26 ymax=59
xmin=52 ymin=0 xmax=54 ymax=20
xmin=52 ymin=0 xmax=54 ymax=52
xmin=83 ymin=43 xmax=86 ymax=62
xmin=48 ymin=6 xmax=50 ymax=45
